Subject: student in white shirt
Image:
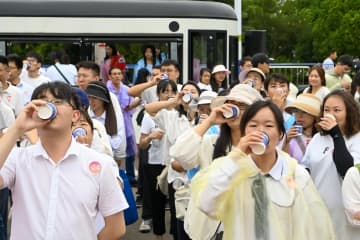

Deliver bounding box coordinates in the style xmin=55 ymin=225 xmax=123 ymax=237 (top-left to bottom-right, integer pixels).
xmin=0 ymin=55 xmax=24 ymax=116
xmin=139 ymin=80 xmax=178 ymax=238
xmin=170 ymin=84 xmax=263 ymax=240
xmin=303 ymin=90 xmax=360 ymax=240
xmin=46 ymin=49 xmax=77 ymax=85
xmin=192 ymin=100 xmax=335 ymax=240
xmin=302 ymin=65 xmax=330 ymax=101
xmin=71 ymin=109 xmax=126 ymax=234
xmin=197 ymin=68 xmax=212 ymax=92
xmin=322 ymin=50 xmax=337 ymax=73
xmin=76 ymin=61 xmax=126 ymax=161
xmin=21 ymin=51 xmax=50 ymax=89
xmin=145 ymin=81 xmax=201 ymax=240
xmin=7 ymin=54 xmax=34 ymax=105
xmin=86 ymin=81 xmax=125 ymax=164
xmin=0 ymin=81 xmax=127 ymax=240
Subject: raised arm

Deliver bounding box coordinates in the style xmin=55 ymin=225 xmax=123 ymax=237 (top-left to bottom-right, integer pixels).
xmin=145 ymin=97 xmax=179 ymax=116
xmin=128 ymin=72 xmax=162 ymax=97
xmin=0 ymin=100 xmax=50 ymax=187
xmin=128 ymin=80 xmax=155 ymax=97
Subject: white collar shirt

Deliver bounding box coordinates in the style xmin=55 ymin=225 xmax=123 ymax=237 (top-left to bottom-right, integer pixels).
xmin=0 ymin=83 xmax=24 ymax=116
xmin=0 ymin=139 xmax=128 ymax=240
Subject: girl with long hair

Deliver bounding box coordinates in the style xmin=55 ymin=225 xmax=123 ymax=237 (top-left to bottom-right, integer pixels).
xmin=145 ymin=81 xmax=201 ymax=240
xmin=303 ymin=90 xmax=360 ymax=239
xmin=86 ymin=81 xmax=126 ymax=163
xmin=191 ymin=100 xmax=335 ymax=239
xmin=303 ymin=65 xmax=330 ymax=101
xmin=169 ymin=84 xmax=263 ymax=239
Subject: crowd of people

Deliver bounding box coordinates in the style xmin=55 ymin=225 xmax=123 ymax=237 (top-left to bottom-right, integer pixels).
xmin=0 ymin=44 xmax=359 ymax=240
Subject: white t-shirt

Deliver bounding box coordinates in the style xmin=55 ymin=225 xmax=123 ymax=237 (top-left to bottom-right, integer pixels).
xmin=140 ymin=113 xmax=166 ymax=165
xmin=197 ymin=82 xmax=213 ymax=92
xmin=0 ymin=140 xmax=128 ymax=240
xmin=21 ymin=72 xmax=51 ymax=89
xmin=46 ymin=63 xmax=77 ymax=85
xmin=152 ymin=108 xmax=191 ymax=183
xmin=303 ymin=86 xmax=330 ymax=101
xmin=141 ymin=85 xmax=158 ymax=104
xmin=303 ymin=132 xmax=360 ymax=239
xmin=322 ymin=57 xmax=335 ymax=73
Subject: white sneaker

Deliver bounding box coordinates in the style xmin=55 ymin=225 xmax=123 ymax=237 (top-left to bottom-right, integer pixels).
xmin=139 ymin=219 xmax=152 ymax=233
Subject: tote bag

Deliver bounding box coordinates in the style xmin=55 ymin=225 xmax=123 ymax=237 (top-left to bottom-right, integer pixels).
xmin=119 ymin=169 xmax=138 ymax=225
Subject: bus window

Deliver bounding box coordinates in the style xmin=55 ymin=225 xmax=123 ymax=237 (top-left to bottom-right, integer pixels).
xmin=0 ymin=0 xmax=238 ymax=85
xmin=189 ymin=30 xmax=226 ymax=83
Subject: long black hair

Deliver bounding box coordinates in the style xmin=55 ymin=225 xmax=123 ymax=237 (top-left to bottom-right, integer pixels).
xmin=177 ymin=81 xmax=201 ymax=118
xmin=212 ymin=89 xmax=232 ymax=159
xmin=210 ymin=70 xmax=228 ymax=93
xmin=212 ymin=123 xmax=233 ymax=159
xmin=87 ymin=81 xmax=118 ymax=136
xmin=104 ymin=43 xmax=117 ymax=60
xmin=321 ymin=90 xmax=360 ymax=138
xmin=142 ymin=45 xmax=156 ymax=67
xmin=134 ymin=68 xmax=150 ymax=85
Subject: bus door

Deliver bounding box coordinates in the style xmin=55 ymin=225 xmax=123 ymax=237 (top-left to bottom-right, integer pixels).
xmin=188 ymin=30 xmax=226 ymax=83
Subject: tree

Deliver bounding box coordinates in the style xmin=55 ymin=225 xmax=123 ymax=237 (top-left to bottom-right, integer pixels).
xmin=211 ymin=0 xmax=360 ymax=62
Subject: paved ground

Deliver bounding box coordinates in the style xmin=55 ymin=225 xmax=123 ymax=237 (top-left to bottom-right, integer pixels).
xmin=122 ymin=205 xmax=173 ymax=240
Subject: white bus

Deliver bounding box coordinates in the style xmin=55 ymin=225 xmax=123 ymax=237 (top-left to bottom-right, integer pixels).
xmin=0 ymin=0 xmax=238 ymax=83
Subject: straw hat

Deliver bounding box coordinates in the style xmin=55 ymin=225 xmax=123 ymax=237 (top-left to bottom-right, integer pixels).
xmin=285 ymin=93 xmax=321 ymax=117
xmin=212 ymin=65 xmax=231 ymax=74
xmin=239 ymin=67 xmax=266 ymax=83
xmin=211 ymin=84 xmax=263 ymax=108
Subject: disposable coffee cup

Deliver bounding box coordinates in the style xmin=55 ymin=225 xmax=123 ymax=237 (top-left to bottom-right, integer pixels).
xmin=294 ymin=124 xmax=303 ymax=136
xmin=182 ymin=93 xmax=193 ymax=103
xmin=72 ymin=127 xmax=87 ymax=139
xmin=223 ymin=106 xmax=240 ymax=119
xmin=324 ymin=113 xmax=336 ymax=121
xmin=250 ymin=132 xmax=269 ymax=155
xmin=38 ymin=103 xmax=57 ymax=120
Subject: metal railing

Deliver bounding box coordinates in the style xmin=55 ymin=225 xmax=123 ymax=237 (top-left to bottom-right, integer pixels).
xmin=270 ymin=63 xmax=319 ymax=87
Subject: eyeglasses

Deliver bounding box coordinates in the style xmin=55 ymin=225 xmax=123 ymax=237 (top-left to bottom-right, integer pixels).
xmin=42 ymin=98 xmax=74 ymax=108
xmin=161 ymin=68 xmax=176 ymax=73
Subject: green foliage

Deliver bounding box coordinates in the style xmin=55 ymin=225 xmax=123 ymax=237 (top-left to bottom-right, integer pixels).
xmin=213 ymin=0 xmax=360 ymax=62
xmin=6 ymin=0 xmax=359 ymax=64
xmin=8 ymin=43 xmax=66 ymax=64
